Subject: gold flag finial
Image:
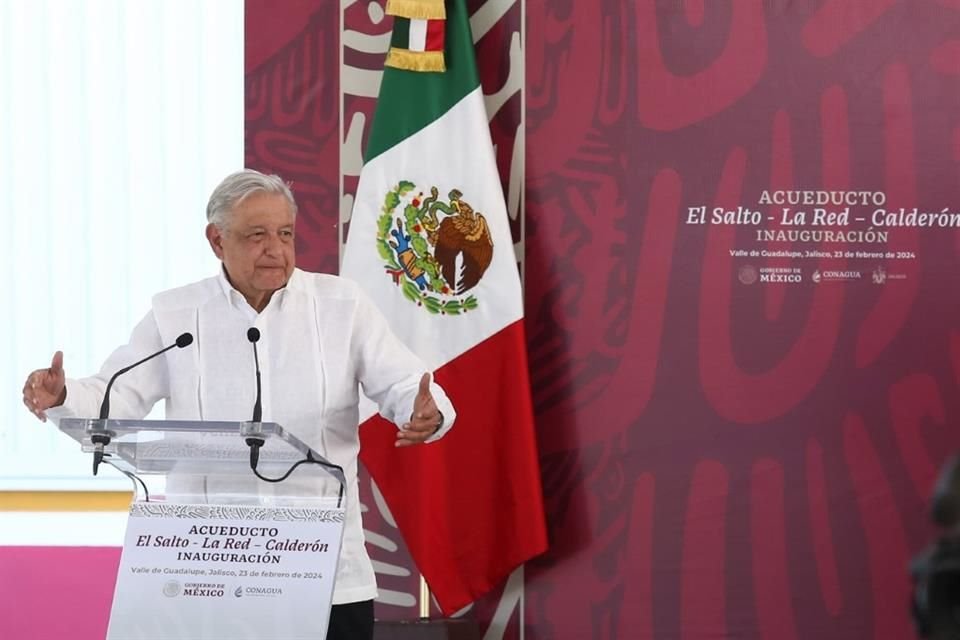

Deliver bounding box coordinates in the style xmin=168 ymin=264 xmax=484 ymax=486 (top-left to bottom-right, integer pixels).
xmin=385 ymin=0 xmax=446 ymax=20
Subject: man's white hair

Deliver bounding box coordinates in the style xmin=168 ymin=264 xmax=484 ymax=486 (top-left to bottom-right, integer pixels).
xmin=206 ymin=169 xmax=297 ymax=229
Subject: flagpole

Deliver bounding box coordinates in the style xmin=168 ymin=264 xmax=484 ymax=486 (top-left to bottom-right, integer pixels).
xmin=419 ymin=575 xmax=431 ymax=618
xmin=345 ymin=0 xmax=548 ymax=618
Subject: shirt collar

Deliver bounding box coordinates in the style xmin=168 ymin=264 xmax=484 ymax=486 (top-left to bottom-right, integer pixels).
xmin=216 ymin=266 xmax=300 ymax=312
xmin=284 ymin=268 xmax=305 ymax=293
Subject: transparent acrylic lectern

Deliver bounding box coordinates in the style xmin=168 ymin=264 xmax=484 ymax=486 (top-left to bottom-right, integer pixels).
xmin=59 ymin=417 xmax=346 ymax=640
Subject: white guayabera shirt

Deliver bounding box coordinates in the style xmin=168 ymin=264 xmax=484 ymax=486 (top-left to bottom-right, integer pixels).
xmin=47 ymin=267 xmax=456 ymax=605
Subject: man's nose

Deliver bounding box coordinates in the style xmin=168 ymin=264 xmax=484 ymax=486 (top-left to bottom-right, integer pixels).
xmin=263 ymin=232 xmax=283 ymax=255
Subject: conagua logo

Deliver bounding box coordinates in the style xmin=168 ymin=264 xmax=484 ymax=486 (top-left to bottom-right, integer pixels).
xmin=378 ymin=181 xmax=493 ymax=315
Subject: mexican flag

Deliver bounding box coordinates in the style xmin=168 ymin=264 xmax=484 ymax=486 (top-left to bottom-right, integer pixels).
xmin=341 ymin=0 xmax=548 ymax=615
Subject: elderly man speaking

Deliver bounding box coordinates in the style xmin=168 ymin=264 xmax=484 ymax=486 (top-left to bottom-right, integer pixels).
xmin=21 ymin=169 xmax=455 ymax=640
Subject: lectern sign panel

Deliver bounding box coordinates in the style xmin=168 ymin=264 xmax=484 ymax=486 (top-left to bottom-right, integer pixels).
xmin=107 ymin=502 xmax=345 ymax=640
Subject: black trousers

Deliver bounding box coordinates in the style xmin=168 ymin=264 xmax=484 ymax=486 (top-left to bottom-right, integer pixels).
xmin=326 ymin=599 xmax=374 ymax=640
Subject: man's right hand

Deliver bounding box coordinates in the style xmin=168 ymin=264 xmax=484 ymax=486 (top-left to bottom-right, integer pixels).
xmin=22 ymin=351 xmax=67 ymax=422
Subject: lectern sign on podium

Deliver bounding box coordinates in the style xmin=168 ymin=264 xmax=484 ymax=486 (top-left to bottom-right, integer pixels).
xmin=58 ymin=418 xmax=346 ymax=640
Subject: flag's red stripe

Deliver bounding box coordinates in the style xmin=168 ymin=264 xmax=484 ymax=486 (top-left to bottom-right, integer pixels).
xmin=425 ymin=19 xmax=445 ymax=53
xmin=359 ymin=319 xmax=547 ymax=614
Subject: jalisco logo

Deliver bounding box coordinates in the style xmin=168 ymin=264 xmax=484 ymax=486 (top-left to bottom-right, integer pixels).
xmin=378 ymin=182 xmax=493 ymax=315
xmin=871 ymin=264 xmax=907 ymax=283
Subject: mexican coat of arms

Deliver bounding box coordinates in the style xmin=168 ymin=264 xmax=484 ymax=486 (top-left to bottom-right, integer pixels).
xmin=377 ymin=181 xmax=494 ymax=315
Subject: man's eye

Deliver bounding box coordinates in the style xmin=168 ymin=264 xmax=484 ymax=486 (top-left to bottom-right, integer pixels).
xmin=249 ymin=232 xmax=264 ymax=240
xmin=280 ymin=230 xmax=294 ymax=239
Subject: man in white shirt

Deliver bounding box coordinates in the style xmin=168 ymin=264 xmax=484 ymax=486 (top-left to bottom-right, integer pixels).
xmin=21 ymin=169 xmax=455 ymax=640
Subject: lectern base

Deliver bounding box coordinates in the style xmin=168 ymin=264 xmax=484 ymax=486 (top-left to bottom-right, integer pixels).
xmin=374 ymin=619 xmax=481 ymax=640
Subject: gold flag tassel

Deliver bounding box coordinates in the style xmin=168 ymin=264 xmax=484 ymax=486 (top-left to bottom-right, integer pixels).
xmin=385 ymin=0 xmax=446 ymax=20
xmin=385 ymin=48 xmax=446 ymax=72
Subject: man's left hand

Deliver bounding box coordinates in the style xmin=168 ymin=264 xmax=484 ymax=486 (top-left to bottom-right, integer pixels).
xmin=397 ymin=373 xmax=443 ymax=448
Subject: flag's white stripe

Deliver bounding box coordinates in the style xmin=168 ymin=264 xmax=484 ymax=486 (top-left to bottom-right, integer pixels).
xmin=0 ymin=511 xmax=126 ymax=546
xmin=345 ymin=87 xmax=522 ymax=374
xmin=409 ymin=19 xmax=428 ymax=52
xmin=345 ymin=86 xmax=524 ymax=423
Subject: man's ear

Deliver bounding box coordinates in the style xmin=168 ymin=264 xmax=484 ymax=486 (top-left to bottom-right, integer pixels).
xmin=206 ymin=223 xmax=225 ymax=260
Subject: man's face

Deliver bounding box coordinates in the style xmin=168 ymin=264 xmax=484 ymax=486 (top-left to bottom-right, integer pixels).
xmin=205 ymin=192 xmax=296 ymax=308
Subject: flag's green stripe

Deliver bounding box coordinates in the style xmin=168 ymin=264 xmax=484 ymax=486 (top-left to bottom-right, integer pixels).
xmin=364 ymin=0 xmax=480 ymax=163
xmin=392 ymin=16 xmax=410 ymax=49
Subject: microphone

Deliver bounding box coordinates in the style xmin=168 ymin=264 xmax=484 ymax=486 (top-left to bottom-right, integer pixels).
xmin=246 ymin=327 xmax=264 ymax=471
xmin=247 ymin=328 xmax=262 ymax=423
xmin=99 ymin=332 xmax=193 ymax=420
xmin=93 ymin=331 xmax=194 ymax=474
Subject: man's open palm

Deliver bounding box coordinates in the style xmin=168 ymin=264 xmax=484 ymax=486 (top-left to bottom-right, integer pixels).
xmin=22 ymin=351 xmax=66 ymax=422
xmin=397 ymin=373 xmax=442 ymax=447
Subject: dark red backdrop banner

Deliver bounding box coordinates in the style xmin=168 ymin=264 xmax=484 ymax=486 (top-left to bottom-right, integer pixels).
xmin=245 ymin=0 xmax=340 ymax=275
xmin=246 ymin=1 xmax=960 ymax=638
